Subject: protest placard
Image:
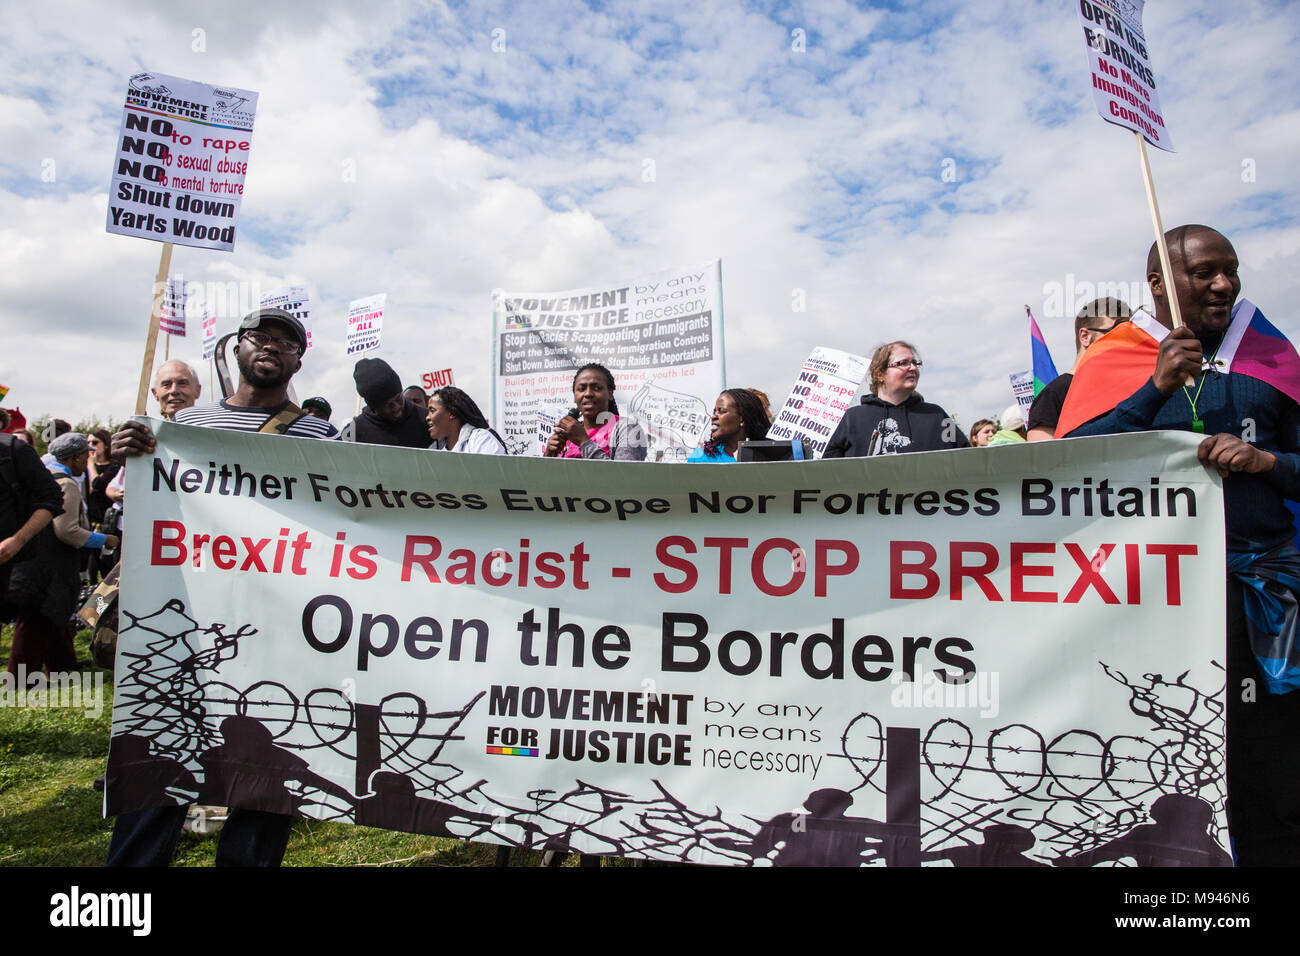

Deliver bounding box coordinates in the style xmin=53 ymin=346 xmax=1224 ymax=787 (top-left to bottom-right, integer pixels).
xmin=108 ymin=426 xmax=1229 ymax=866
xmin=346 ymin=293 xmax=386 ymax=355
xmin=491 ymin=261 xmax=725 ymax=459
xmin=535 ymin=403 xmax=570 ymax=456
xmin=158 ymin=278 xmax=187 ymax=337
xmin=260 ymin=286 xmax=312 ymax=350
xmin=1076 ymin=0 xmax=1170 ymax=151
xmin=200 ymin=305 xmax=219 ymax=362
xmin=421 ymin=368 xmax=455 ymax=391
xmin=1010 ymin=369 xmax=1035 ymax=417
xmin=106 ymin=71 xmax=259 ymax=251
xmin=767 ymin=346 xmax=869 ymax=458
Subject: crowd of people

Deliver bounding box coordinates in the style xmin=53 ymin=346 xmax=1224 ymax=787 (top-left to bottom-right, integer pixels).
xmin=0 ymin=222 xmax=1296 ymax=867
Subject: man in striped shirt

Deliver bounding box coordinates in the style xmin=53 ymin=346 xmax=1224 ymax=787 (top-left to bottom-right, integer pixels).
xmin=107 ymin=307 xmax=333 ymax=867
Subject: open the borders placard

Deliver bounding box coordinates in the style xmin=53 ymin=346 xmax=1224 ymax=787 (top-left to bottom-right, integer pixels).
xmin=106 ymin=71 xmax=259 ymax=251
xmin=108 ymin=427 xmax=1229 ymax=866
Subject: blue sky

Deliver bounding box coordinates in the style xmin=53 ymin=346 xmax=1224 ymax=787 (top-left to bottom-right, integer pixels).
xmin=2 ymin=0 xmax=1299 ymax=428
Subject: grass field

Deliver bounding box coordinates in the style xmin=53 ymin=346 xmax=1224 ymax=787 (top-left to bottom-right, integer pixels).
xmin=0 ymin=624 xmax=578 ymax=867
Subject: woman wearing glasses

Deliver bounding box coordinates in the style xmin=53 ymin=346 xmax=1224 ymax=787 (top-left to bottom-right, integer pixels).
xmin=822 ymin=341 xmax=968 ymax=457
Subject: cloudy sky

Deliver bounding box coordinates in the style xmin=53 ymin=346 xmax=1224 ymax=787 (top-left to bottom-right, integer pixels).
xmin=3 ymin=0 xmax=1299 ymax=431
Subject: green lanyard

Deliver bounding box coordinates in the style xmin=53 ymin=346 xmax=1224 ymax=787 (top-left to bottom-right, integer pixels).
xmin=1182 ymin=337 xmax=1224 ymax=434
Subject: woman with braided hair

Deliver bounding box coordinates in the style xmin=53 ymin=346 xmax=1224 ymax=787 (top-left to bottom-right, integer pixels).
xmin=543 ymin=363 xmax=646 ymax=461
xmin=426 ymin=386 xmax=507 ymax=455
xmin=688 ymin=388 xmax=771 ymax=463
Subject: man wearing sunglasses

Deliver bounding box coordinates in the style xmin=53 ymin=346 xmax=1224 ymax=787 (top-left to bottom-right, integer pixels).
xmin=106 ymin=307 xmax=336 ymax=868
xmin=1026 ymin=297 xmax=1131 ymax=442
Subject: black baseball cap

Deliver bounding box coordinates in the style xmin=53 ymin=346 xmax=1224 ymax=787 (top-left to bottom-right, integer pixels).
xmin=239 ymin=307 xmax=308 ymax=351
xmin=302 ymin=396 xmax=332 ymax=417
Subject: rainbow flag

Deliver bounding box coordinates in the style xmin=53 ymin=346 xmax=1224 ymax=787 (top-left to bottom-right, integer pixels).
xmin=1027 ymin=307 xmax=1058 ymax=396
xmin=0 ymin=383 xmax=8 ymax=404
xmin=1057 ymin=300 xmax=1300 ymax=437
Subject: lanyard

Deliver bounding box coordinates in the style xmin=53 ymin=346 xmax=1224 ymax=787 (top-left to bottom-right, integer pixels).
xmin=1182 ymin=338 xmax=1225 ymax=434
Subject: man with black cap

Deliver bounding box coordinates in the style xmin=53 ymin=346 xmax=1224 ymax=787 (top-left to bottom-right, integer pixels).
xmin=301 ymin=396 xmax=332 ymax=422
xmin=164 ymin=308 xmax=336 ymax=438
xmin=350 ymin=357 xmax=433 ymax=448
xmin=106 ymin=307 xmax=336 ymax=868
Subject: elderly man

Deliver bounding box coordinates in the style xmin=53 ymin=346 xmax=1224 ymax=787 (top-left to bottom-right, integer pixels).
xmin=1062 ymin=224 xmax=1300 ymax=866
xmin=1026 ymin=297 xmax=1131 ymax=441
xmin=151 ymin=360 xmax=202 ymax=421
xmin=107 ymin=307 xmax=336 ymax=869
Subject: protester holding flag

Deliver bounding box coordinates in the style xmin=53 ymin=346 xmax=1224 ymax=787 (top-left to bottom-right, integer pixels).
xmin=1027 ymin=299 xmax=1130 ymax=441
xmin=543 ymin=363 xmax=647 ymax=461
xmin=426 ymin=386 xmax=507 ymax=455
xmin=1062 ymin=225 xmax=1300 ymax=866
xmin=688 ymin=388 xmax=771 ymax=462
xmin=822 ymin=342 xmax=967 ymax=457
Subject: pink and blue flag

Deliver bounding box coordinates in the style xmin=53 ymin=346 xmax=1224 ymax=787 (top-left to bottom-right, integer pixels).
xmin=1027 ymin=306 xmax=1057 ymax=396
xmin=1216 ymin=300 xmax=1300 ymax=404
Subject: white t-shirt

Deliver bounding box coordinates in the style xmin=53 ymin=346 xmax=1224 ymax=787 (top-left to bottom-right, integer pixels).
xmin=429 ymin=424 xmax=506 ymax=455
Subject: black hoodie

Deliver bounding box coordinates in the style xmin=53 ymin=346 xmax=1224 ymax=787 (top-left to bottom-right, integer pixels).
xmin=822 ymin=392 xmax=968 ymax=458
xmin=352 ymin=400 xmax=432 ymax=449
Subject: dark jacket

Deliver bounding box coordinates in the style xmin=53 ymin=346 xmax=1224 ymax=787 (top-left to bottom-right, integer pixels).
xmin=822 ymin=392 xmax=968 ymax=458
xmin=0 ymin=434 xmax=64 ymax=602
xmin=352 ymin=400 xmax=431 ymax=449
xmin=5 ymin=473 xmax=83 ymax=626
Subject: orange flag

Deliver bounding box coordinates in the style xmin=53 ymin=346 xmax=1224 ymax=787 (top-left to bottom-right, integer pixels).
xmin=1056 ymin=314 xmax=1168 ymax=437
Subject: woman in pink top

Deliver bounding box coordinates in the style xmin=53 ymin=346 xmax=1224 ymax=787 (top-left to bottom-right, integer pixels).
xmin=542 ymin=363 xmax=646 ymax=461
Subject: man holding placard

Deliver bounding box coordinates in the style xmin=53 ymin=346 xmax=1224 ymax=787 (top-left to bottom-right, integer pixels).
xmin=1062 ymin=225 xmax=1300 ymax=865
xmin=107 ymin=307 xmax=335 ymax=866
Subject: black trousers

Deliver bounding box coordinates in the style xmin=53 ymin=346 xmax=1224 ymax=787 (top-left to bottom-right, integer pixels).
xmin=1225 ymin=578 xmax=1300 ymax=865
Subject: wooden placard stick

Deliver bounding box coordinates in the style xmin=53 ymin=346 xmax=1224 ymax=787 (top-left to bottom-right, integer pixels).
xmin=134 ymin=242 xmax=174 ymax=415
xmin=1135 ymin=131 xmax=1193 ymax=384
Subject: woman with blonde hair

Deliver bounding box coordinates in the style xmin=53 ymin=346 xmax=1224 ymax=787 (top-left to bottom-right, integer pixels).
xmin=823 ymin=341 xmax=968 ymax=457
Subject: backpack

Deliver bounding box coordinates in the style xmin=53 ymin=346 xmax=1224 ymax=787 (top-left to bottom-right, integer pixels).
xmin=80 ymin=563 xmax=120 ymax=669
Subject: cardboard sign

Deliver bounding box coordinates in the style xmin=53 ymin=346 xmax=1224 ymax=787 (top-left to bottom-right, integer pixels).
xmin=260 ymin=286 xmax=312 ymax=351
xmin=106 ymin=71 xmax=259 ymax=250
xmin=1076 ymin=0 xmax=1172 ymax=150
xmin=768 ymin=347 xmax=870 ymax=459
xmin=492 ymin=261 xmax=725 ymax=458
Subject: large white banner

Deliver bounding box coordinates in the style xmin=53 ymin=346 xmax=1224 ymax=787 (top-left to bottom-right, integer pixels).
xmin=1076 ymin=0 xmax=1172 ymax=150
xmin=491 ymin=261 xmax=725 ymax=460
xmin=108 ymin=426 xmax=1229 ymax=866
xmin=106 ymin=71 xmax=259 ymax=251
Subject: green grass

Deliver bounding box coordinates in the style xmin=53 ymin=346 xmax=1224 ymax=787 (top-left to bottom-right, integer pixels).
xmin=0 ymin=624 xmax=582 ymax=867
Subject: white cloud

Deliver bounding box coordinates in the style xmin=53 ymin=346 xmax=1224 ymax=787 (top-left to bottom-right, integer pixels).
xmin=1 ymin=0 xmax=1298 ymax=433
